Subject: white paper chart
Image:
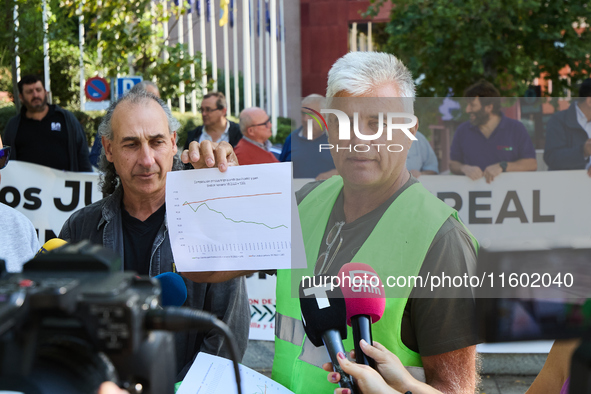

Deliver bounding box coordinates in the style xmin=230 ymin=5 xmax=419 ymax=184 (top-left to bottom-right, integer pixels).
xmin=176 ymin=352 xmax=294 ymax=394
xmin=166 ymin=162 xmax=301 ymax=272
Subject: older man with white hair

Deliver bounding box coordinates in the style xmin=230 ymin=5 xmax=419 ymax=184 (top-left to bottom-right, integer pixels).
xmin=272 ymin=52 xmax=480 ymax=394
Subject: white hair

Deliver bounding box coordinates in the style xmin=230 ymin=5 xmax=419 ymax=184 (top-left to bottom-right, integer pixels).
xmin=326 ymin=52 xmax=416 ymax=102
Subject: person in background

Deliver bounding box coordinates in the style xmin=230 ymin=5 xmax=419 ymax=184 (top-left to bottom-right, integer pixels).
xmin=279 ymin=94 xmax=337 ymax=179
xmin=406 ymin=130 xmax=439 ymax=178
xmin=449 ymin=80 xmax=536 ymax=183
xmin=89 ymin=81 xmax=162 ymax=168
xmin=3 ymin=75 xmax=92 ymax=172
xmin=0 ymin=135 xmax=40 ymax=272
xmin=234 ymin=107 xmax=279 ymax=165
xmin=183 ymin=92 xmax=242 ymax=150
xmin=544 ymin=78 xmax=591 ymax=174
xmin=525 ymin=339 xmax=579 ymax=394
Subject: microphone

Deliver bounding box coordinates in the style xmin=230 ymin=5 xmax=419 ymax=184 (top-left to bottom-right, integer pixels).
xmin=36 ymin=238 xmax=68 ymax=256
xmin=154 ymin=272 xmax=187 ymax=307
xmin=299 ymin=277 xmax=357 ymax=393
xmin=338 ymin=263 xmax=386 ymax=369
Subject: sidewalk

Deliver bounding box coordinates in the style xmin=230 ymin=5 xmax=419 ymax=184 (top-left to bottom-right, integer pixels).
xmin=241 ymin=340 xmax=547 ymax=394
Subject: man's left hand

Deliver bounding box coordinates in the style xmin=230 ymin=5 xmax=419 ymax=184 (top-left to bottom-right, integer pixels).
xmin=588 ymin=167 xmax=591 ymax=178
xmin=483 ymin=163 xmax=503 ymax=183
xmin=181 ymin=140 xmax=239 ymax=172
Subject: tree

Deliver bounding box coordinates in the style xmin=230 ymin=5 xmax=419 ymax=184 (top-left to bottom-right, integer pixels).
xmin=0 ymin=0 xmax=204 ymax=109
xmin=67 ymin=0 xmax=204 ymax=103
xmin=366 ymin=0 xmax=591 ymax=96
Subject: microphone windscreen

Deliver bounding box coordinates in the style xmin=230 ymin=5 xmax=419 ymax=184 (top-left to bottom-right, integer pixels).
xmin=155 ymin=272 xmax=188 ymax=307
xmin=36 ymin=238 xmax=68 ymax=256
xmin=299 ymin=277 xmax=347 ymax=347
xmin=338 ymin=263 xmax=386 ymax=326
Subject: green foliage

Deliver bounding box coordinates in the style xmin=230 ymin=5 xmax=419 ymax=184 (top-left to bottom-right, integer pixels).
xmin=0 ymin=0 xmax=205 ymax=108
xmin=70 ymin=109 xmax=104 ymax=145
xmin=0 ymin=105 xmax=17 ymax=135
xmin=152 ymin=44 xmax=204 ymax=102
xmin=174 ymin=111 xmax=202 ymax=149
xmin=70 ymin=0 xmax=204 ymax=101
xmin=271 ymin=117 xmax=292 ymax=146
xmin=366 ymin=0 xmax=591 ymax=97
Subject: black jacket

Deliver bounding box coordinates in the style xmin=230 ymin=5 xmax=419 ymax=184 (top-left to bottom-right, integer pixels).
xmin=3 ymin=105 xmax=92 ymax=172
xmin=59 ymin=186 xmax=250 ymax=380
xmin=183 ymin=120 xmax=242 ymax=150
xmin=544 ymin=102 xmax=589 ymax=170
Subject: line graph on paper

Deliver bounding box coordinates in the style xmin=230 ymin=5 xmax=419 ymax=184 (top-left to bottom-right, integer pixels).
xmin=166 ymin=163 xmax=293 ymax=272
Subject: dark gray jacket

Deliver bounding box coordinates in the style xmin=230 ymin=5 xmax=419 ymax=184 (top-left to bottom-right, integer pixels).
xmin=3 ymin=105 xmax=93 ymax=172
xmin=544 ymin=102 xmax=589 ymax=170
xmin=59 ymin=186 xmax=250 ymax=380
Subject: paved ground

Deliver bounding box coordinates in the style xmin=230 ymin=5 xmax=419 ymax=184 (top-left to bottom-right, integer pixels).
xmin=242 ymin=340 xmax=542 ymax=394
xmin=479 ymin=375 xmax=536 ymax=394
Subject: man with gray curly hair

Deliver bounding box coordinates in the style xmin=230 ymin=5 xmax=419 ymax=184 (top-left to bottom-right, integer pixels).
xmin=273 ymin=52 xmax=480 ymax=394
xmin=59 ymin=91 xmax=250 ymax=380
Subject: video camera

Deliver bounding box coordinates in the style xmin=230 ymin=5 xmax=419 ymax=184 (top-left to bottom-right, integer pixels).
xmin=0 ymin=240 xmax=244 ymax=394
xmin=0 ymin=241 xmax=175 ymax=394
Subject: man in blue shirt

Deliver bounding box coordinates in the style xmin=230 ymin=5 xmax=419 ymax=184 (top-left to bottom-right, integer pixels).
xmin=406 ymin=131 xmax=439 ymax=178
xmin=449 ymin=80 xmax=536 ymax=183
xmin=279 ymin=95 xmax=337 ymax=179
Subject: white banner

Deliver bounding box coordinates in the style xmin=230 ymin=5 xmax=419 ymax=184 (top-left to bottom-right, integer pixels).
xmin=294 ymin=171 xmax=591 ymax=250
xmin=419 ymin=170 xmax=591 ymax=250
xmin=246 ymin=274 xmax=277 ymax=341
xmin=0 ymin=161 xmax=102 ymax=244
xmin=4 ymin=165 xmax=589 ymax=340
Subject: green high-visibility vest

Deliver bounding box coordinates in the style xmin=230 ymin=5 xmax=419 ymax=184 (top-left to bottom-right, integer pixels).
xmin=272 ymin=176 xmax=474 ymax=393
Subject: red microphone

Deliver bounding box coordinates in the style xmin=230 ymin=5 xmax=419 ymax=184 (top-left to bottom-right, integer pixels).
xmin=338 ymin=262 xmax=386 ymax=369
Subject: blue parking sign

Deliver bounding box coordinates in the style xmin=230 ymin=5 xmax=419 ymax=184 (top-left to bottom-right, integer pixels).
xmin=117 ymin=76 xmax=143 ymax=99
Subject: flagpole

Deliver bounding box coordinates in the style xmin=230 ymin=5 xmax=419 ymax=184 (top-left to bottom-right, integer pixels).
xmin=78 ymin=0 xmax=85 ymax=111
xmin=232 ymin=0 xmax=239 ymax=116
xmin=223 ymin=25 xmax=231 ymax=114
xmin=187 ymin=5 xmax=197 ymax=114
xmin=249 ymin=0 xmax=256 ymax=107
xmin=42 ymin=0 xmax=51 ymax=103
xmin=242 ymin=0 xmax=252 ymax=108
xmin=279 ymin=0 xmax=287 ymax=117
xmin=210 ymin=0 xmax=218 ymax=91
xmin=14 ymin=2 xmax=20 ymax=82
xmin=178 ymin=3 xmax=185 ymax=113
xmin=220 ymin=0 xmax=232 ymax=114
xmin=264 ymin=0 xmax=270 ymax=115
xmin=162 ymin=0 xmax=172 ymax=108
xmin=269 ymin=0 xmax=278 ymax=137
xmin=258 ymin=0 xmax=264 ymax=109
xmin=199 ymin=0 xmax=207 ymax=96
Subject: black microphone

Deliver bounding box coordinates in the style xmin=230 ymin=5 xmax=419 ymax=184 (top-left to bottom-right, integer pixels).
xmin=299 ymin=277 xmax=357 ymax=393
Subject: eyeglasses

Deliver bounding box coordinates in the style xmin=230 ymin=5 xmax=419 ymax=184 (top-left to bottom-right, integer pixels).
xmin=314 ymin=221 xmax=345 ymax=276
xmin=250 ymin=117 xmax=271 ymax=128
xmin=0 ymin=146 xmax=11 ymax=169
xmin=198 ymin=106 xmax=222 ymax=114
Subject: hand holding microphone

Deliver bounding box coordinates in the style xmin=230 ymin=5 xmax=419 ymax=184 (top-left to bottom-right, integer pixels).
xmin=323 ymin=340 xmax=444 ymax=394
xmin=299 ymin=277 xmax=357 ymax=394
xmin=338 ymin=263 xmax=386 ymax=368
